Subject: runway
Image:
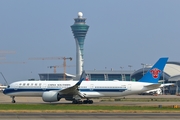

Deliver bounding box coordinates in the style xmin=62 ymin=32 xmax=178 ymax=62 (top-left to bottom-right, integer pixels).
xmin=1 ymin=92 xmax=180 ymax=106
xmin=0 ymin=113 xmax=180 ymax=120
xmin=1 ymin=92 xmax=180 ymax=120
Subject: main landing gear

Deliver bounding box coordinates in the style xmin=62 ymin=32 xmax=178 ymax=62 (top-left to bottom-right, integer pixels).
xmin=72 ymin=99 xmax=93 ymax=104
xmin=11 ymin=96 xmax=16 ymax=103
xmin=83 ymin=99 xmax=93 ymax=104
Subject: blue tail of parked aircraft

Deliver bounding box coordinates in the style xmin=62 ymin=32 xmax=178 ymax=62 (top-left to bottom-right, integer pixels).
xmin=138 ymin=57 xmax=168 ymax=83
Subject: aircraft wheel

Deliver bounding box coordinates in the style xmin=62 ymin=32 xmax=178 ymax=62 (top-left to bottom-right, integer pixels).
xmin=83 ymin=100 xmax=88 ymax=104
xmin=83 ymin=100 xmax=93 ymax=104
xmin=12 ymin=100 xmax=16 ymax=103
xmin=89 ymin=100 xmax=93 ymax=104
xmin=72 ymin=100 xmax=82 ymax=104
xmin=78 ymin=100 xmax=82 ymax=104
xmin=72 ymin=100 xmax=77 ymax=104
xmin=11 ymin=96 xmax=16 ymax=103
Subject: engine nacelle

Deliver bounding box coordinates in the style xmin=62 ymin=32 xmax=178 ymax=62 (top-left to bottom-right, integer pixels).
xmin=42 ymin=91 xmax=60 ymax=102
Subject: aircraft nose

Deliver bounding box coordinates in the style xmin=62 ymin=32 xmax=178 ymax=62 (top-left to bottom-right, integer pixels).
xmin=3 ymin=88 xmax=7 ymax=94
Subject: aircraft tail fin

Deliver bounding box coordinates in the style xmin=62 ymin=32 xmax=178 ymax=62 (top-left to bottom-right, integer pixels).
xmin=138 ymin=57 xmax=168 ymax=83
xmin=75 ymin=70 xmax=86 ymax=86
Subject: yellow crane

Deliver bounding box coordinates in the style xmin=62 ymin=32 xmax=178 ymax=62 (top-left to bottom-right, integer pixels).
xmin=49 ymin=65 xmax=75 ymax=74
xmin=0 ymin=50 xmax=24 ymax=64
xmin=29 ymin=57 xmax=72 ymax=80
xmin=0 ymin=50 xmax=16 ymax=60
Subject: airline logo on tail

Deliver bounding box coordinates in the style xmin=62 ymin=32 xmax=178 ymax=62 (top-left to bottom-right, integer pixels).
xmin=150 ymin=68 xmax=161 ymax=79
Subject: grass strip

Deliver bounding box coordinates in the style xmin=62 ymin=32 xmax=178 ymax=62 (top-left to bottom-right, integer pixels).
xmin=0 ymin=104 xmax=180 ymax=111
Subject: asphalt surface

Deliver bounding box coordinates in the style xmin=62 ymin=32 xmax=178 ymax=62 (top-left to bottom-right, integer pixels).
xmin=0 ymin=113 xmax=180 ymax=120
xmin=1 ymin=92 xmax=180 ymax=120
xmin=1 ymin=92 xmax=180 ymax=106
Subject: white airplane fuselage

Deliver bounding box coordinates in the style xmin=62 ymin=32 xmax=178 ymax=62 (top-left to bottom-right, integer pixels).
xmin=3 ymin=57 xmax=168 ymax=103
xmin=4 ymin=80 xmax=155 ymax=98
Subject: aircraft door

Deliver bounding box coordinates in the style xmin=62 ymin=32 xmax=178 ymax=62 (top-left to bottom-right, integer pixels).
xmin=89 ymin=84 xmax=95 ymax=91
xmin=127 ymin=84 xmax=131 ymax=91
xmin=13 ymin=83 xmax=19 ymax=90
xmin=41 ymin=83 xmax=47 ymax=90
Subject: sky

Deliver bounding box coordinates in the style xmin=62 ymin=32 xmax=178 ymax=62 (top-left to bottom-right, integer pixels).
xmin=0 ymin=0 xmax=180 ymax=84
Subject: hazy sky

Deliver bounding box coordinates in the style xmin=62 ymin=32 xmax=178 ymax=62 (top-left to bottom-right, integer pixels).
xmin=0 ymin=0 xmax=180 ymax=83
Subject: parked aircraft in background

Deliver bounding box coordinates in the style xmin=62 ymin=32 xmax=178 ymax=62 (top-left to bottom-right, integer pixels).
xmin=141 ymin=83 xmax=175 ymax=95
xmin=3 ymin=57 xmax=168 ymax=104
xmin=0 ymin=84 xmax=7 ymax=91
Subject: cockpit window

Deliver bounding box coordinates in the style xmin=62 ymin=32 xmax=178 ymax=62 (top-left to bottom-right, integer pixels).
xmin=7 ymin=85 xmax=10 ymax=88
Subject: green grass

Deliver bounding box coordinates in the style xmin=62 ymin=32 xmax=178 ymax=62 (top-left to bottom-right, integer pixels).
xmin=0 ymin=104 xmax=180 ymax=111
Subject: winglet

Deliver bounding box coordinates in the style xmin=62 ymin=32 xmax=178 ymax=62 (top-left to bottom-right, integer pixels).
xmin=138 ymin=57 xmax=168 ymax=83
xmin=75 ymin=70 xmax=86 ymax=86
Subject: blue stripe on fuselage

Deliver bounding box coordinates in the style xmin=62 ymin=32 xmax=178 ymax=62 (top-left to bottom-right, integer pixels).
xmin=3 ymin=88 xmax=59 ymax=94
xmin=3 ymin=88 xmax=127 ymax=94
xmin=79 ymin=89 xmax=127 ymax=92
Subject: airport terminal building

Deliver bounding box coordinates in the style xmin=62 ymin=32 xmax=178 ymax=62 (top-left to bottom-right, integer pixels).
xmin=38 ymin=61 xmax=180 ymax=95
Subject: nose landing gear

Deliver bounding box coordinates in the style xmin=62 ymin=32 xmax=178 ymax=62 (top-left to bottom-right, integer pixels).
xmin=11 ymin=96 xmax=16 ymax=103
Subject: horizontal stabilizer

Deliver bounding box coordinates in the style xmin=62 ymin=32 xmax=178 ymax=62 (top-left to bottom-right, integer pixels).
xmin=144 ymin=84 xmax=161 ymax=90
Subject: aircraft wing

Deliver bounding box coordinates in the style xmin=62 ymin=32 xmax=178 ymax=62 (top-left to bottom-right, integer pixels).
xmin=58 ymin=71 xmax=86 ymax=97
xmin=59 ymin=84 xmax=80 ymax=95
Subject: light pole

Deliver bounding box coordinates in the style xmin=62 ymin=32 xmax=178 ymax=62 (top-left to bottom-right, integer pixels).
xmin=47 ymin=66 xmax=50 ymax=80
xmin=163 ymin=71 xmax=165 ymax=95
xmin=128 ymin=65 xmax=132 ymax=70
xmin=120 ymin=67 xmax=124 ymax=81
xmin=141 ymin=63 xmax=145 ymax=76
xmin=128 ymin=65 xmax=132 ymax=81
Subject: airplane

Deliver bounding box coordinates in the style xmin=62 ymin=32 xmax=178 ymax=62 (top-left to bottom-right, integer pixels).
xmin=0 ymin=84 xmax=7 ymax=91
xmin=3 ymin=57 xmax=168 ymax=104
xmin=141 ymin=83 xmax=175 ymax=95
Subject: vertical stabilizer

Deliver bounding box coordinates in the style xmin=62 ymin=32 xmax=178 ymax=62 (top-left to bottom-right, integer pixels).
xmin=139 ymin=57 xmax=168 ymax=83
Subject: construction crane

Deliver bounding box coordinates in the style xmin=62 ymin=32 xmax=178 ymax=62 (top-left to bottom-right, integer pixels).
xmin=49 ymin=65 xmax=75 ymax=74
xmin=0 ymin=50 xmax=16 ymax=54
xmin=0 ymin=50 xmax=16 ymax=60
xmin=0 ymin=62 xmax=26 ymax=64
xmin=29 ymin=57 xmax=72 ymax=80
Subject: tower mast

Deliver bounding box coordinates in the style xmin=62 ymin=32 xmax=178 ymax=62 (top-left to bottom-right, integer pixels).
xmin=71 ymin=12 xmax=89 ymax=77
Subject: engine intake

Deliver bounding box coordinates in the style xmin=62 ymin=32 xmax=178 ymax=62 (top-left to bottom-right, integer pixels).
xmin=42 ymin=91 xmax=60 ymax=102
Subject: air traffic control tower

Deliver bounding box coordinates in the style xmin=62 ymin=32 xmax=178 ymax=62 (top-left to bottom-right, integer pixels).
xmin=71 ymin=12 xmax=89 ymax=77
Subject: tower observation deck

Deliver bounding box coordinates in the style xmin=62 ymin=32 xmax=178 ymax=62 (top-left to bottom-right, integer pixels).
xmin=71 ymin=12 xmax=89 ymax=77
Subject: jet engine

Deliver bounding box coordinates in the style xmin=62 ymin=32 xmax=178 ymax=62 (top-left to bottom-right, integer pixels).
xmin=42 ymin=91 xmax=61 ymax=102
